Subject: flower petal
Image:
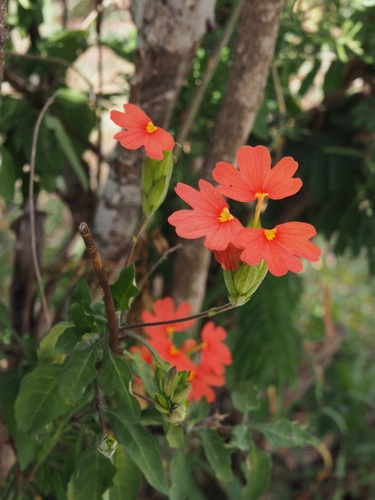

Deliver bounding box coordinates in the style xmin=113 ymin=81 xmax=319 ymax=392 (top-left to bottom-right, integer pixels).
xmin=213 ymin=161 xmax=255 ymax=202
xmin=265 ymin=156 xmax=302 ymax=199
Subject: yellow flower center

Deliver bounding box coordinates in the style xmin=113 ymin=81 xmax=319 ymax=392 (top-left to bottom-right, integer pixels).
xmin=185 ymin=341 xmax=207 ymax=356
xmin=218 ymin=207 xmax=234 ymax=222
xmin=169 ymin=345 xmax=180 ymax=356
xmin=146 ymin=121 xmax=158 ymax=134
xmin=255 ymin=191 xmax=268 ymax=198
xmin=264 ymin=228 xmax=277 ymax=241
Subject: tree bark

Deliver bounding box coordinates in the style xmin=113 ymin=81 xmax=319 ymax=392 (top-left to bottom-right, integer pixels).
xmin=171 ymin=0 xmax=285 ymax=311
xmin=0 ymin=0 xmax=7 ymax=90
xmin=92 ymin=0 xmax=216 ymax=264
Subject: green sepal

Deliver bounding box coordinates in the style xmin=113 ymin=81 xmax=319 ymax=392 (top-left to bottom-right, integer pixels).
xmin=223 ymin=260 xmax=268 ymax=306
xmin=141 ymin=150 xmax=173 ymax=216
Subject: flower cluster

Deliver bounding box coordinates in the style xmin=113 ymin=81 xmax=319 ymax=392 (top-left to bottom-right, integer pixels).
xmin=168 ymin=145 xmax=321 ymax=277
xmin=132 ymin=297 xmax=232 ymax=403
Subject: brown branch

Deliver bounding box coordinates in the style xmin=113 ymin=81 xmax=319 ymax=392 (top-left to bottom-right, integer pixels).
xmin=0 ymin=0 xmax=8 ymax=90
xmin=78 ymin=222 xmax=122 ymax=354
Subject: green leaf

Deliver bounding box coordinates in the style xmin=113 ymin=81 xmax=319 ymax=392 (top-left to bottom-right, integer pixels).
xmin=0 ymin=370 xmax=20 ymax=438
xmin=99 ymin=349 xmax=140 ymax=423
xmin=59 ymin=342 xmax=100 ymax=404
xmin=230 ymin=424 xmax=253 ymax=452
xmin=231 ymin=382 xmax=260 ymax=417
xmin=198 ymin=428 xmax=233 ymax=482
xmin=38 ymin=321 xmax=72 ymax=364
xmin=251 ymin=419 xmax=319 ymax=449
xmin=241 ymin=445 xmax=271 ymax=500
xmin=70 ymin=278 xmax=92 ymax=313
xmin=130 ymin=351 xmax=158 ymax=394
xmin=166 ymin=423 xmax=184 ymax=449
xmin=110 ymin=265 xmax=139 ymax=312
xmin=0 ymin=146 xmax=17 ymax=201
xmin=69 ymin=302 xmax=96 ymax=332
xmin=15 ymin=432 xmax=36 ymax=471
xmin=109 ymin=445 xmax=141 ymax=500
xmin=45 ymin=114 xmax=89 ymax=191
xmin=68 ymin=445 xmax=116 ymax=500
xmin=15 ymin=364 xmax=68 ymax=433
xmin=110 ymin=411 xmax=168 ymax=495
xmin=55 ymin=326 xmax=83 ymax=354
xmin=169 ymin=451 xmax=191 ymax=500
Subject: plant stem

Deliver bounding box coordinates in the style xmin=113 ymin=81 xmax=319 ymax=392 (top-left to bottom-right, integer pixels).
xmin=29 ymin=90 xmax=60 ymax=331
xmin=78 ymin=222 xmax=122 ymax=354
xmin=118 ymin=302 xmax=235 ymax=338
xmin=123 ymin=214 xmax=149 ymax=268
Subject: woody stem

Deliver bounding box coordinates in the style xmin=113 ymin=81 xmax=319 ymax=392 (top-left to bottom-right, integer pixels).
xmin=78 ymin=222 xmax=122 ymax=355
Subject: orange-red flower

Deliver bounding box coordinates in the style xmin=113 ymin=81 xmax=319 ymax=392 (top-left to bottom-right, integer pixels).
xmin=213 ymin=243 xmax=242 ymax=271
xmin=188 ymin=366 xmax=225 ymax=403
xmin=141 ymin=297 xmax=195 ymax=340
xmin=213 ymin=145 xmax=302 ymax=202
xmin=110 ymin=104 xmax=175 ymax=160
xmin=199 ymin=322 xmax=232 ymax=375
xmin=132 ymin=297 xmax=233 ymax=403
xmin=168 ymin=180 xmax=244 ymax=251
xmin=237 ymin=222 xmax=321 ymax=277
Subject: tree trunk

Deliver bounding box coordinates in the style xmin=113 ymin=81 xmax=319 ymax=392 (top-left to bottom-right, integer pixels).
xmin=0 ymin=0 xmax=7 ymax=90
xmin=171 ymin=0 xmax=285 ymax=311
xmin=92 ymin=0 xmax=216 ymax=264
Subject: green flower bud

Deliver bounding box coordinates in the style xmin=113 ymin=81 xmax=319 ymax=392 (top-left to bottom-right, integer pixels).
xmin=224 ymin=260 xmax=268 ymax=306
xmin=164 ymin=366 xmax=178 ymax=397
xmin=98 ymin=434 xmax=118 ymax=458
xmin=142 ymin=150 xmax=173 ymax=216
xmin=165 ymin=402 xmax=189 ymax=425
xmin=153 ymin=393 xmax=170 ymax=414
xmin=154 ymin=361 xmax=167 ymax=393
xmin=172 ymin=383 xmax=192 ymax=404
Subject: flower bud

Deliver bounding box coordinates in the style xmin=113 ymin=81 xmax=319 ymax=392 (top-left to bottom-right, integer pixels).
xmin=164 ymin=366 xmax=178 ymax=397
xmin=153 ymin=393 xmax=170 ymax=414
xmin=172 ymin=383 xmax=192 ymax=404
xmin=165 ymin=402 xmax=189 ymax=425
xmin=223 ymin=260 xmax=267 ymax=306
xmin=98 ymin=434 xmax=118 ymax=458
xmin=142 ymin=150 xmax=173 ymax=216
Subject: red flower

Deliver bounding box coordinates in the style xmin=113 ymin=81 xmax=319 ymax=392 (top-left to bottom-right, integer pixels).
xmin=168 ymin=180 xmax=244 ymax=251
xmin=199 ymin=322 xmax=232 ymax=375
xmin=237 ymin=222 xmax=321 ymax=277
xmin=110 ymin=104 xmax=175 ymax=160
xmin=141 ymin=297 xmax=195 ymax=340
xmin=213 ymin=145 xmax=302 ymax=202
xmin=188 ymin=366 xmax=225 ymax=403
xmin=213 ymin=243 xmax=243 ymax=271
